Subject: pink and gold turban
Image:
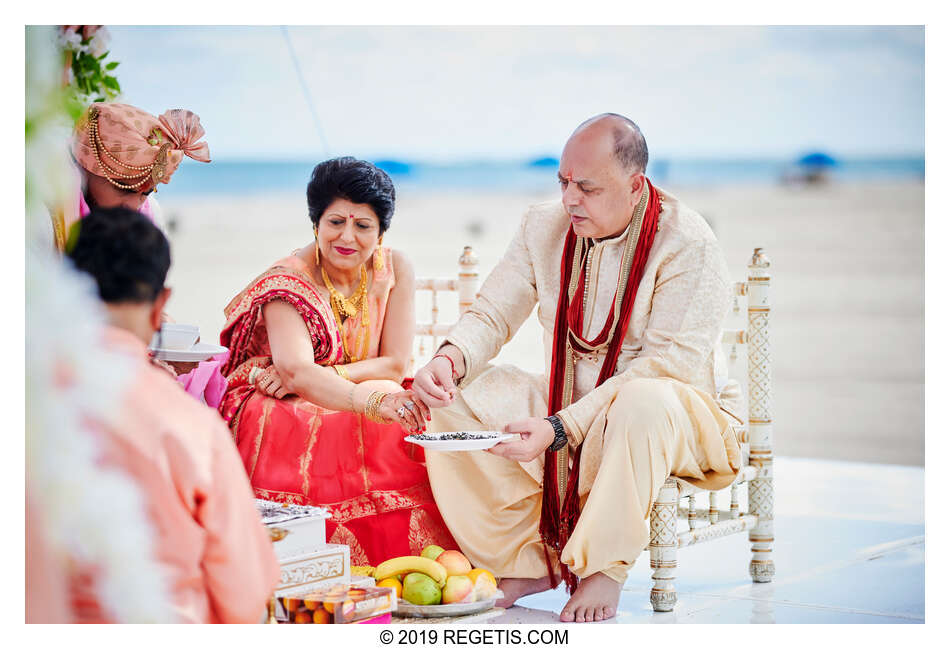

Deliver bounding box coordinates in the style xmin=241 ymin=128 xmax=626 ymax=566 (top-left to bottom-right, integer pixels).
xmin=71 ymin=103 xmax=211 ymax=193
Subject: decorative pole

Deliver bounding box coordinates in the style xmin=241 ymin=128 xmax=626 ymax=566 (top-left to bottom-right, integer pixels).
xmin=457 ymin=246 xmax=479 ymax=312
xmin=650 ymin=477 xmax=679 ymax=611
xmin=746 ymin=248 xmax=775 ymax=583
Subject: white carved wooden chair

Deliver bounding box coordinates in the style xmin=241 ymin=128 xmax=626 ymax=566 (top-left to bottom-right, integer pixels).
xmin=412 ymin=246 xmax=480 ymax=367
xmin=412 ymin=246 xmax=775 ymax=614
xmin=648 ymin=247 xmax=774 ymax=612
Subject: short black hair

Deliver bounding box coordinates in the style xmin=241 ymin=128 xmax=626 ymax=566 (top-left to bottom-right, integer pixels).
xmin=65 ymin=207 xmax=171 ymax=304
xmin=306 ymin=157 xmax=396 ymax=232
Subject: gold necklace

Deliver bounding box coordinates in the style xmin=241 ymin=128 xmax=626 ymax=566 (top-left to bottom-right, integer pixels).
xmin=322 ymin=265 xmax=366 ymax=318
xmin=321 ymin=265 xmax=370 ymax=362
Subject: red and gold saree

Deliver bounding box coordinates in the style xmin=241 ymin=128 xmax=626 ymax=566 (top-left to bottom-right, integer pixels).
xmin=218 ymin=250 xmax=456 ymax=565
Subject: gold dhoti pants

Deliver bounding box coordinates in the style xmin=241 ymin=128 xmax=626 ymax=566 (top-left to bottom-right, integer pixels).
xmin=425 ymin=376 xmax=741 ymax=584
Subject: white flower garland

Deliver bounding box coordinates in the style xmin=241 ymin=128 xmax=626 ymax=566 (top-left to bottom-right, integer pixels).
xmin=26 ymin=26 xmax=175 ymax=623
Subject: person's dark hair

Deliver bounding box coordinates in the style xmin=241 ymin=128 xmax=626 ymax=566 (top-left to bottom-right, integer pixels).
xmin=306 ymin=157 xmax=396 ymax=232
xmin=576 ymin=113 xmax=649 ymax=174
xmin=65 ymin=206 xmax=171 ymax=304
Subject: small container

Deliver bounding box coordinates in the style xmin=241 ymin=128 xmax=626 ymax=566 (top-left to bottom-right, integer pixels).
xmin=278 ymin=585 xmax=396 ymax=624
xmin=152 ymin=323 xmax=199 ymax=350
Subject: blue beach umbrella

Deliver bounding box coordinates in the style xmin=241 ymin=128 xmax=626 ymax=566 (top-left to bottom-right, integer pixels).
xmin=797 ymin=152 xmax=838 ymax=168
xmin=374 ymin=159 xmax=413 ymax=175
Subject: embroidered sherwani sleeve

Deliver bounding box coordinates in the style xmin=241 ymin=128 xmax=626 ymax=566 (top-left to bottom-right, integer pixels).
xmin=446 ymin=211 xmax=539 ymax=381
xmin=557 ymin=239 xmax=730 ymax=446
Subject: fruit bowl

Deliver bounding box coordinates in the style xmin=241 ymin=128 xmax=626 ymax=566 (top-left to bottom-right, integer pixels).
xmin=395 ymin=590 xmax=504 ymax=618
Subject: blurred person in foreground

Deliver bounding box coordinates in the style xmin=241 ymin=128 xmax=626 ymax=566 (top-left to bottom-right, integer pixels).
xmin=66 ymin=207 xmax=279 ymax=623
xmin=412 ymin=114 xmax=743 ymax=622
xmin=217 ymin=157 xmax=456 ymax=566
xmin=50 ymin=102 xmax=210 ymax=251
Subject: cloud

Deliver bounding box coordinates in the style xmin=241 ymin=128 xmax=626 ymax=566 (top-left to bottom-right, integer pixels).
xmin=107 ymin=25 xmax=924 ymax=159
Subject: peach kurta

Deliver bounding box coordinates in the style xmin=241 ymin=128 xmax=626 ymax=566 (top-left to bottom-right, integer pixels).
xmin=425 ymin=188 xmax=742 ymax=582
xmin=77 ymin=326 xmax=279 ymax=623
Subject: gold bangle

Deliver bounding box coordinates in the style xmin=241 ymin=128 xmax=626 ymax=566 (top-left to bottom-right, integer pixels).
xmin=334 ymin=365 xmax=350 ymax=381
xmin=364 ymin=391 xmax=388 ymax=423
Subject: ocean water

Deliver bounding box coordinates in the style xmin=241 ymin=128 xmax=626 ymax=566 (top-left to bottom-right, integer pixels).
xmin=158 ymin=156 xmax=925 ymax=199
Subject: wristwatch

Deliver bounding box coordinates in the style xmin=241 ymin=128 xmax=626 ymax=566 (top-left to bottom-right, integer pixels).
xmin=545 ymin=415 xmax=568 ymax=452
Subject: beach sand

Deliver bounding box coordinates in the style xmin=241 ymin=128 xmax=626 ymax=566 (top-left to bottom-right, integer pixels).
xmin=160 ymin=179 xmax=923 ymax=467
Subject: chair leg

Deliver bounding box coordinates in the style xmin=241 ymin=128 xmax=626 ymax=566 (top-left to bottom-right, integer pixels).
xmin=650 ymin=477 xmax=679 ymax=612
xmin=748 ymin=462 xmax=775 ymax=583
xmin=747 ymin=247 xmax=775 ymax=583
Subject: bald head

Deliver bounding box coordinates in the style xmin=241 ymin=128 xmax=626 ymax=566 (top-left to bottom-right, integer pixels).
xmin=571 ymin=113 xmax=649 ymax=175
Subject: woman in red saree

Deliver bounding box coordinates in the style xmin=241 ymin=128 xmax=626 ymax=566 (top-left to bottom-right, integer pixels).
xmin=218 ymin=158 xmax=456 ymax=565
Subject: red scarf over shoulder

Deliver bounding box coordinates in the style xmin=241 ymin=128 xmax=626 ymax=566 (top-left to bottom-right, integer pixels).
xmin=541 ymin=178 xmax=662 ymax=592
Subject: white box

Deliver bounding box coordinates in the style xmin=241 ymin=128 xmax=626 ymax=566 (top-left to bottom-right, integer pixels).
xmin=256 ymin=499 xmax=330 ymax=559
xmin=275 ymin=543 xmax=351 ymax=596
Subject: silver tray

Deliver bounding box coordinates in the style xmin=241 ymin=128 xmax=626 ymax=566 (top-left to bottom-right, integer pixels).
xmin=395 ymin=590 xmax=504 ymax=618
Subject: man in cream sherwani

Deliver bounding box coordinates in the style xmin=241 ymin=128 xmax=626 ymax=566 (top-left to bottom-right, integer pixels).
xmin=412 ymin=113 xmax=742 ymax=623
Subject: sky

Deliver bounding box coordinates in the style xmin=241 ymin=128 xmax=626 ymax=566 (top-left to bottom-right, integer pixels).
xmin=105 ymin=25 xmax=924 ymax=162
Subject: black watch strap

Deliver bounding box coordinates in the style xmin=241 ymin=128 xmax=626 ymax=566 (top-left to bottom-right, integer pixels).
xmin=545 ymin=415 xmax=568 ymax=452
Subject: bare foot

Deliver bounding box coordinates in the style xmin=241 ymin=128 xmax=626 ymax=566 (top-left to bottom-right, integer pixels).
xmin=559 ymin=572 xmax=621 ymax=622
xmin=495 ymin=575 xmax=560 ymax=608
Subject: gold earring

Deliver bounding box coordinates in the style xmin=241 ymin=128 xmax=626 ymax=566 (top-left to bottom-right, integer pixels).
xmin=373 ymin=236 xmax=384 ymax=272
xmin=313 ymin=226 xmax=320 ymax=266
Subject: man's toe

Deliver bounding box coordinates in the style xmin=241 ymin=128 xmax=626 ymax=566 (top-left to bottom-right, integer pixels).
xmin=593 ymin=608 xmax=604 ymax=621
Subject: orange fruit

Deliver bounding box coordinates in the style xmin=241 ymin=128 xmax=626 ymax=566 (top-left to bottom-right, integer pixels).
xmin=376 ymin=577 xmax=402 ymax=599
xmin=467 ymin=568 xmax=496 ymax=587
xmin=312 ymin=608 xmax=331 ymax=624
xmin=323 ymin=598 xmax=354 ymax=620
xmin=282 ymin=597 xmax=301 ymax=614
xmin=294 ymin=610 xmax=312 ymax=624
xmin=467 ymin=568 xmax=498 ymax=600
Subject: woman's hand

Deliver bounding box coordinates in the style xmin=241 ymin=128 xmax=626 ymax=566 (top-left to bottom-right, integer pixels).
xmin=375 ymin=390 xmax=431 ymax=433
xmin=250 ymin=365 xmax=293 ymax=399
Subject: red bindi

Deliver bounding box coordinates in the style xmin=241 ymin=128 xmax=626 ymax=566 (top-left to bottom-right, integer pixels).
xmin=348 ymin=213 xmax=355 ymax=219
xmin=566 ymin=171 xmax=574 ymax=182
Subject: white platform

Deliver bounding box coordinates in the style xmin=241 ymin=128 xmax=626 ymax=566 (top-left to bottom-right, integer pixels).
xmin=488 ymin=456 xmax=924 ymax=624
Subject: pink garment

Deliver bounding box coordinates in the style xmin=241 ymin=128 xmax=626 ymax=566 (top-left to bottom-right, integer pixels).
xmin=76 ymin=326 xmax=279 ymax=623
xmin=25 ymin=498 xmax=72 ymax=623
xmin=177 ymin=350 xmax=230 ymax=409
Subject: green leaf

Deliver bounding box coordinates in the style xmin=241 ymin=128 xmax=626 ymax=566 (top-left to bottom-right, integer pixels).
xmin=98 ymin=50 xmax=110 ymax=60
xmin=105 ymin=61 xmax=119 ymax=70
xmin=102 ymin=75 xmax=120 ymax=91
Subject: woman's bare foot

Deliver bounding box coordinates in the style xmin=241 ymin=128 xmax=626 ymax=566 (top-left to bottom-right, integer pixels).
xmin=559 ymin=572 xmax=621 ymax=622
xmin=495 ymin=575 xmax=560 ymax=608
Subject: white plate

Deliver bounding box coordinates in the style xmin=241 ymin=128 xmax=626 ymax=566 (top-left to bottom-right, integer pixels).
xmin=404 ymin=431 xmax=517 ymax=451
xmin=395 ymin=590 xmax=504 ymax=618
xmin=149 ymin=342 xmax=227 ymax=362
